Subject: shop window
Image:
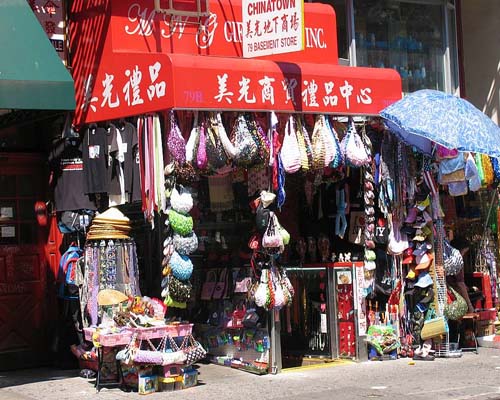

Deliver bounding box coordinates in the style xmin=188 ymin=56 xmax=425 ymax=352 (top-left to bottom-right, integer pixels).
xmin=313 ymin=0 xmax=349 ymax=60
xmin=354 ymin=0 xmax=447 ymax=93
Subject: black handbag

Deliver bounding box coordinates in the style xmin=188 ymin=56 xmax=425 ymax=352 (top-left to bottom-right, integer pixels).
xmin=168 ymin=275 xmax=192 ymax=303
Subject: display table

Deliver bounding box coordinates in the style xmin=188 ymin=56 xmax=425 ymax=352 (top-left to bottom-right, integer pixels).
xmin=84 ymin=324 xmax=193 ymax=392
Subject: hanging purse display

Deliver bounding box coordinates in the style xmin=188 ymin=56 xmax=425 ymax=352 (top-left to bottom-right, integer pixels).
xmin=325 ymin=116 xmax=342 ymax=168
xmin=196 ymin=121 xmax=208 ymax=170
xmin=212 ymin=269 xmax=227 ymax=300
xmin=173 ymin=232 xmax=198 ymax=255
xmin=341 ymin=118 xmax=370 ymax=167
xmin=170 ymin=186 xmax=194 ymax=214
xmin=168 ymin=209 xmax=194 ymax=236
xmin=168 ymin=275 xmax=192 ymax=303
xmin=180 ymin=334 xmax=207 ymax=365
xmin=295 ymin=117 xmax=312 ymax=171
xmin=167 ymin=111 xmax=187 ymax=165
xmin=443 ymin=239 xmax=464 ymax=276
xmin=215 ymin=111 xmax=237 ymax=158
xmin=230 ymin=114 xmax=259 ymax=167
xmin=444 ymin=286 xmax=468 ymax=321
xmin=262 ymin=212 xmax=284 ymax=249
xmin=421 ymin=309 xmax=448 ymax=340
xmin=254 ymin=268 xmax=271 ymax=308
xmin=311 ymin=115 xmax=326 ymax=170
xmin=200 ymin=269 xmax=218 ymax=300
xmin=280 ymin=116 xmax=301 ymax=174
xmin=185 ymin=111 xmax=200 ymax=163
xmin=169 ymin=251 xmax=194 ymax=281
xmin=206 ymin=114 xmax=229 ymax=169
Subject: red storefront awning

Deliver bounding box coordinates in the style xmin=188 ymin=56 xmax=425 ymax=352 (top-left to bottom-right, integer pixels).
xmin=71 ymin=0 xmax=402 ymax=125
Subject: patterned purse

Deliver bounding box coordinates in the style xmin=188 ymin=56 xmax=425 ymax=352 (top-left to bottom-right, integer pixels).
xmin=181 ymin=334 xmax=207 ymax=365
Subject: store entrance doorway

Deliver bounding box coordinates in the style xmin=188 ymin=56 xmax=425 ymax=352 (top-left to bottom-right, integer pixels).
xmin=0 ymin=153 xmax=53 ymax=370
xmin=280 ymin=266 xmax=334 ymax=368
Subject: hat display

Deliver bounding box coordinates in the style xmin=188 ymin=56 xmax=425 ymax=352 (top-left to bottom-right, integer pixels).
xmin=402 ymin=248 xmax=414 ymax=264
xmin=415 ymin=252 xmax=434 ymax=270
xmin=87 ymin=207 xmax=131 ymax=240
xmin=413 ymin=226 xmax=432 ymax=241
xmin=415 ymin=272 xmax=433 ymax=288
xmin=406 ymin=267 xmax=417 ymax=280
xmin=413 ymin=242 xmax=432 ymax=256
xmin=97 ymin=289 xmax=128 ymax=306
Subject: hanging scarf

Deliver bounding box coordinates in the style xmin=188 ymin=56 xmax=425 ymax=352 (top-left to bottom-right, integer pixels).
xmin=277 ymin=154 xmax=286 ymax=209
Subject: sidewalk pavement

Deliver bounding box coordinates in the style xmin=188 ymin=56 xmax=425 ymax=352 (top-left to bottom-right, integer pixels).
xmin=0 ymin=360 xmax=352 ymax=400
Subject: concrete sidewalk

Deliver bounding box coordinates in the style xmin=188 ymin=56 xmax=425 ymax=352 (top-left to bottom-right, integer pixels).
xmin=2 ymin=349 xmax=500 ymax=400
xmin=1 ymin=360 xmax=350 ymax=400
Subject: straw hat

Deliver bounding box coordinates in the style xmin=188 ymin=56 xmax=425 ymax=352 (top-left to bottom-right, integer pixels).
xmin=97 ymin=289 xmax=128 ymax=306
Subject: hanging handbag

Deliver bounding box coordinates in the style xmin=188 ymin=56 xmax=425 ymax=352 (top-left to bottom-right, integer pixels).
xmin=311 ymin=115 xmax=327 ymax=170
xmin=262 ymin=212 xmax=284 ymax=249
xmin=341 ymin=118 xmax=370 ymax=167
xmin=443 ymin=239 xmax=464 ymax=276
xmin=295 ymin=117 xmax=311 ymax=171
xmin=196 ymin=121 xmax=208 ymax=170
xmin=387 ymin=215 xmax=409 ymax=256
xmin=234 ymin=268 xmax=252 ymax=293
xmin=180 ymin=334 xmax=207 ymax=365
xmin=229 ymin=303 xmax=246 ymax=328
xmin=206 ymin=114 xmax=229 ymax=169
xmin=169 ymin=251 xmax=194 ymax=281
xmin=168 ymin=209 xmax=193 ymax=236
xmin=201 ymin=269 xmax=218 ymax=300
xmin=444 ymin=286 xmax=468 ymax=321
xmin=212 ymin=269 xmax=227 ymax=300
xmin=325 ymin=116 xmax=342 ymax=168
xmin=185 ymin=111 xmax=200 ymax=163
xmin=170 ymin=186 xmax=193 ymax=214
xmin=215 ymin=112 xmax=237 ymax=158
xmin=173 ymin=231 xmax=198 ymax=255
xmin=319 ymin=115 xmax=335 ymax=167
xmin=280 ymin=268 xmax=294 ymax=303
xmin=271 ymin=267 xmax=286 ymax=310
xmin=421 ymin=309 xmax=448 ymax=340
xmin=465 ymin=153 xmax=481 ymax=192
xmin=168 ymin=275 xmax=192 ymax=303
xmin=159 ymin=335 xmax=187 ymax=366
xmin=481 ymin=154 xmax=494 ymax=186
xmin=167 ymin=111 xmax=186 ymax=165
xmin=255 ymin=202 xmax=271 ymax=234
xmin=280 ymin=116 xmax=301 ymax=173
xmin=246 ymin=114 xmax=270 ymax=166
xmin=254 ymin=268 xmax=270 ymax=308
xmin=231 ymin=114 xmax=259 ymax=167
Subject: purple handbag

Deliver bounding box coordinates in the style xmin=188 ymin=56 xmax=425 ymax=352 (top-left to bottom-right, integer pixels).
xmin=168 ymin=111 xmax=186 ymax=164
xmin=197 ymin=122 xmax=208 ymax=170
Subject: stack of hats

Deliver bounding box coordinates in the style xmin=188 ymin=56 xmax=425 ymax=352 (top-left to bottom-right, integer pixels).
xmin=87 ymin=208 xmax=131 ymax=240
xmin=402 ymin=191 xmax=435 ymax=286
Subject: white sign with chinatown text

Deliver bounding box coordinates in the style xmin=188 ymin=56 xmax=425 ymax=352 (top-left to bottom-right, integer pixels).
xmin=242 ymin=0 xmax=304 ymax=58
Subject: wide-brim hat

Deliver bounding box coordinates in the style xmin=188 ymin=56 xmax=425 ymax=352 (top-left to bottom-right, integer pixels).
xmin=97 ymin=289 xmax=128 ymax=306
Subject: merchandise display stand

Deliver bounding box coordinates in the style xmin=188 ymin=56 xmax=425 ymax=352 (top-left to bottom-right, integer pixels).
xmin=84 ymin=324 xmax=193 ymax=392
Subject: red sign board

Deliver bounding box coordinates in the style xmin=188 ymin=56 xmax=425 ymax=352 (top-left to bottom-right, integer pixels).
xmin=70 ymin=0 xmax=402 ymax=125
xmin=109 ymin=0 xmax=337 ymax=64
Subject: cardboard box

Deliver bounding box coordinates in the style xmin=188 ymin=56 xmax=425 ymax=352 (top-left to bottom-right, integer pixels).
xmin=138 ymin=375 xmax=158 ymax=395
xmin=182 ymin=368 xmax=198 ymax=389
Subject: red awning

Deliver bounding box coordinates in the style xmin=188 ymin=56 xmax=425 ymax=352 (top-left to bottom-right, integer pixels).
xmin=79 ymin=52 xmax=402 ymax=124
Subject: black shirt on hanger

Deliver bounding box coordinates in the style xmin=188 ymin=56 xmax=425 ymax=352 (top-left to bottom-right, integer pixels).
xmin=49 ymin=138 xmax=97 ymax=211
xmin=82 ymin=126 xmax=109 ymax=194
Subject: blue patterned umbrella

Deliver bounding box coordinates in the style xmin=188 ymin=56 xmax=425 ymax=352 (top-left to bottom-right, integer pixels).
xmin=380 ymin=89 xmax=500 ymax=157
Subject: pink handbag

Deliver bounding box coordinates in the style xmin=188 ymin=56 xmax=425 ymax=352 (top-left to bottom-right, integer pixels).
xmin=280 ymin=116 xmax=301 ymax=173
xmin=341 ymin=118 xmax=370 ymax=167
xmin=200 ymin=269 xmax=217 ymax=300
xmin=262 ymin=212 xmax=284 ymax=249
xmin=196 ymin=122 xmax=208 ymax=170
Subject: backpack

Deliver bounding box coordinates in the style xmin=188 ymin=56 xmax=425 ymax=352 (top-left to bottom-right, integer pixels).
xmin=57 ymin=244 xmax=83 ymax=300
